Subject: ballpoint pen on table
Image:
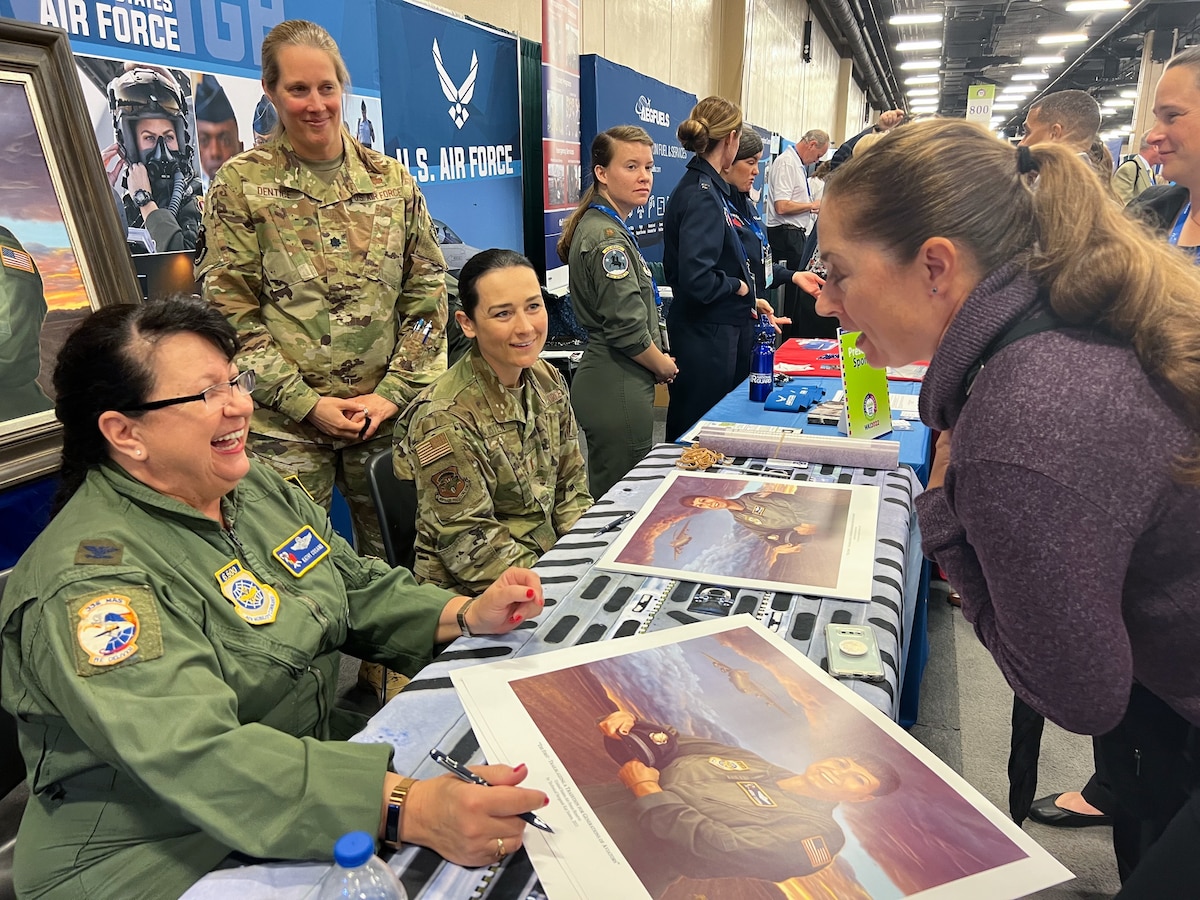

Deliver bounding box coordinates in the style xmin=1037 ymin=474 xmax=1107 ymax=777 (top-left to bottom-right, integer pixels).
xmin=594 ymin=511 xmax=635 ymax=536
xmin=429 ymin=749 xmax=555 ymax=833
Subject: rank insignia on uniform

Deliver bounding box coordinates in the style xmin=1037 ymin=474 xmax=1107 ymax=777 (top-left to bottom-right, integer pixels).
xmin=736 ymin=780 xmax=777 ymax=807
xmin=415 ymin=433 xmax=453 ymax=467
xmin=432 ymin=465 xmax=468 ymax=503
xmin=802 ymin=835 xmax=832 ymax=868
xmin=709 ymin=756 xmax=750 ymax=771
xmin=215 ymin=560 xmax=281 ymax=624
xmin=272 ymin=526 xmax=330 ymax=578
xmin=1 ymin=246 xmax=35 ymax=273
xmin=601 ymin=246 xmax=630 ymax=279
xmin=282 ymin=473 xmax=315 ymax=502
xmin=74 ymin=540 xmax=124 ymax=566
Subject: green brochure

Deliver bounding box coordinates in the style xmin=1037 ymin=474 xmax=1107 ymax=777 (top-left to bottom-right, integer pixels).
xmin=839 ymin=331 xmax=893 ymax=439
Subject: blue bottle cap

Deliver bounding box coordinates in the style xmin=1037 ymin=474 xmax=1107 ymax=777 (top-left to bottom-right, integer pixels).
xmin=333 ymin=830 xmax=375 ymax=868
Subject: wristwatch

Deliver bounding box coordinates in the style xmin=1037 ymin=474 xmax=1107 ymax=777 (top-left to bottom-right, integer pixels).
xmin=132 ymin=189 xmax=154 ymax=208
xmin=456 ymin=597 xmax=477 ymax=638
xmin=384 ymin=776 xmax=416 ymax=845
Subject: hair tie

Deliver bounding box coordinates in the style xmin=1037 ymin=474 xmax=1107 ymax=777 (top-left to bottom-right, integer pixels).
xmin=1016 ymin=145 xmax=1038 ymax=175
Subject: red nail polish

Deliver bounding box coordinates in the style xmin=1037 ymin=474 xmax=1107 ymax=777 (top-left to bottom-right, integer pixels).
xmin=526 ymin=589 xmax=535 ymax=599
xmin=510 ymin=614 xmax=522 ymax=623
xmin=513 ymin=763 xmax=527 ymax=774
xmin=542 ymin=794 xmax=551 ymax=807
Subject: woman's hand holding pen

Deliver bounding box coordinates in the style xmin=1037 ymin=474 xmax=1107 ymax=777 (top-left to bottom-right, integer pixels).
xmin=304 ymin=394 xmax=397 ymax=441
xmin=389 ymin=765 xmax=548 ymax=867
xmin=348 ymin=394 xmax=398 ymax=441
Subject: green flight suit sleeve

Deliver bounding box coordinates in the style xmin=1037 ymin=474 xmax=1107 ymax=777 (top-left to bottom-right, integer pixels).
xmin=574 ymin=234 xmax=656 ymax=357
xmin=374 ymin=185 xmax=449 ymax=409
xmin=21 ymin=574 xmax=392 ymax=860
xmin=200 ymin=167 xmax=323 ymax=423
xmin=408 ymin=410 xmax=539 ymax=594
xmin=551 ymin=372 xmax=593 ymax=534
xmin=0 ymin=251 xmax=48 ymax=387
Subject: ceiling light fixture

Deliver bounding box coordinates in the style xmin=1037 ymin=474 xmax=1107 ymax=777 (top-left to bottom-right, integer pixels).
xmin=901 ymin=59 xmax=942 ymax=70
xmin=904 ymin=74 xmax=941 ymax=84
xmin=896 ymin=39 xmax=943 ymax=52
xmin=1119 ymin=89 xmax=1138 ymax=99
xmin=889 ymin=13 xmax=943 ymax=25
xmin=1107 ymin=98 xmax=1135 ymax=107
xmin=1012 ymin=73 xmax=1050 ymax=81
xmin=907 ymin=89 xmax=939 ymax=98
xmin=1037 ymin=33 xmax=1088 ymax=44
xmin=1064 ymin=0 xmax=1129 ymax=11
xmin=1021 ymin=55 xmax=1065 ymax=66
xmin=993 ymin=102 xmax=1019 ymax=111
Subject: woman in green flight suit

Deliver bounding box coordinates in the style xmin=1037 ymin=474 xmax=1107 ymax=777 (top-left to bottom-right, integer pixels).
xmin=558 ymin=126 xmax=678 ymax=499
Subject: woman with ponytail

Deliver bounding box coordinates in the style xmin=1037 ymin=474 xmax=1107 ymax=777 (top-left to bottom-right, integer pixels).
xmin=558 ymin=126 xmax=677 ymax=498
xmin=816 ymin=117 xmax=1200 ymax=896
xmin=661 ymin=97 xmax=788 ymax=442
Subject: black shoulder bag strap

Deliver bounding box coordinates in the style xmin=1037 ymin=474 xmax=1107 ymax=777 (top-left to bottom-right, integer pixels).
xmin=963 ymin=306 xmax=1061 ymax=396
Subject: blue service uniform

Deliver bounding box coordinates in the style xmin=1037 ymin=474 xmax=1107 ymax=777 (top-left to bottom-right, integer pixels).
xmin=663 ymin=156 xmax=757 ymax=442
xmin=727 ymin=192 xmax=801 ymax=303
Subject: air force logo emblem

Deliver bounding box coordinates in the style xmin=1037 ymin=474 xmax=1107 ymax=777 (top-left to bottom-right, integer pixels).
xmin=433 ymin=38 xmax=478 ymax=129
xmin=273 ymin=526 xmax=330 ymax=578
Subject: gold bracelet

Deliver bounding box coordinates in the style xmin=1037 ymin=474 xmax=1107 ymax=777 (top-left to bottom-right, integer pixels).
xmin=384 ymin=777 xmax=416 ymax=846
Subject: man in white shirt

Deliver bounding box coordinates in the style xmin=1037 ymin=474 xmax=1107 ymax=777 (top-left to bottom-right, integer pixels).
xmin=1112 ymin=131 xmax=1160 ymax=205
xmin=766 ymin=129 xmax=829 ymax=336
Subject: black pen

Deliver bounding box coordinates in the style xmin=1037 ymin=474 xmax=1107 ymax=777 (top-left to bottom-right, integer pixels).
xmin=429 ymin=749 xmax=555 ymax=833
xmin=357 ymin=412 xmax=371 ymax=441
xmin=594 ymin=511 xmax=635 ymax=536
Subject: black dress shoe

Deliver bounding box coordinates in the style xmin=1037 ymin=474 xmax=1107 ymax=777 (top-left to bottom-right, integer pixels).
xmin=1028 ymin=793 xmax=1113 ymax=828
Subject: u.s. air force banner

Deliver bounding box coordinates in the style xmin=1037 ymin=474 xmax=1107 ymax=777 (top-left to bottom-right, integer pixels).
xmin=377 ymin=0 xmax=523 ymax=268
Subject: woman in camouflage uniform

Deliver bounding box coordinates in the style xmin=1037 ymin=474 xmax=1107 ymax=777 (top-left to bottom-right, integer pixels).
xmin=400 ymin=250 xmax=592 ymax=596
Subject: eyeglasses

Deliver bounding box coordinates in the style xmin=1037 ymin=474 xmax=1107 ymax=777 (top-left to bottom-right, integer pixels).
xmin=124 ymin=370 xmax=256 ymax=412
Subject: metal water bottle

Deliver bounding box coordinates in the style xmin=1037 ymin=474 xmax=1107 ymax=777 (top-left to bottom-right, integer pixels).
xmin=749 ymin=314 xmax=775 ymax=403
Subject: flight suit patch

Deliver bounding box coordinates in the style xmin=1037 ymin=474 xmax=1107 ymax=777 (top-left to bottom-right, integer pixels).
xmin=193 ymin=224 xmax=207 ymax=266
xmin=415 ymin=433 xmax=453 ymax=467
xmin=74 ymin=540 xmax=124 ymax=566
xmin=802 ymin=835 xmax=832 ymax=868
xmin=1 ymin=246 xmax=35 ymax=272
xmin=601 ymin=246 xmax=630 ymax=279
xmin=708 ymin=756 xmax=749 ymax=771
xmin=432 ymin=465 xmax=468 ymax=503
xmin=272 ymin=526 xmax=330 ymax=578
xmin=215 ymin=560 xmax=280 ymax=625
xmin=69 ymin=586 xmax=163 ymax=676
xmin=736 ymin=780 xmax=777 ymax=807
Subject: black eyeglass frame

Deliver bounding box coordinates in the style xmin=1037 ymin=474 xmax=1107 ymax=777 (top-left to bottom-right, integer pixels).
xmin=122 ymin=370 xmax=256 ymax=413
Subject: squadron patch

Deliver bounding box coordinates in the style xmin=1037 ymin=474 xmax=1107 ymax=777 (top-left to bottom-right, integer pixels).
xmin=432 ymin=465 xmax=469 ymax=503
xmin=70 ymin=587 xmax=163 ymax=675
xmin=74 ymin=540 xmax=124 ymax=566
xmin=215 ymin=560 xmax=280 ymax=625
xmin=415 ymin=433 xmax=453 ymax=467
xmin=736 ymin=780 xmax=777 ymax=807
xmin=709 ymin=756 xmax=750 ymax=772
xmin=272 ymin=525 xmax=330 ymax=578
xmin=601 ymin=246 xmax=630 ymax=279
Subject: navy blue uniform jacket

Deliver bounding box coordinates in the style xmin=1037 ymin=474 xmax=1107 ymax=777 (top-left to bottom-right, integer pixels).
xmin=663 ymin=156 xmax=756 ymax=326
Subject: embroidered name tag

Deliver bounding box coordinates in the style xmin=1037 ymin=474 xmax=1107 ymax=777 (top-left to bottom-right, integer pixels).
xmin=273 ymin=526 xmax=330 ymax=577
xmin=215 ymin=560 xmax=280 ymax=625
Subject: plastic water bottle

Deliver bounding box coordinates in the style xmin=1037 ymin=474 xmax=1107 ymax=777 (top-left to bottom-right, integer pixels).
xmin=749 ymin=314 xmax=775 ymax=403
xmin=311 ymin=831 xmax=407 ymax=900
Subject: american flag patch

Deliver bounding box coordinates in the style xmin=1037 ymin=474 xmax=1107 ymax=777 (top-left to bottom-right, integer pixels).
xmin=802 ymin=835 xmax=832 ymax=868
xmin=1 ymin=246 xmax=35 ymax=273
xmin=415 ymin=433 xmax=452 ymax=467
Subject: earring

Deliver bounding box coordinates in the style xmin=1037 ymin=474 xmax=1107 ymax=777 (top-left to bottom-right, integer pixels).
xmin=135 ymin=449 xmax=142 ymax=456
xmin=931 ymin=287 xmax=939 ymax=294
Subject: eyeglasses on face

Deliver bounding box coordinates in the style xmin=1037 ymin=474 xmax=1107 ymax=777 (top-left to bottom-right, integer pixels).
xmin=123 ymin=370 xmax=256 ymax=413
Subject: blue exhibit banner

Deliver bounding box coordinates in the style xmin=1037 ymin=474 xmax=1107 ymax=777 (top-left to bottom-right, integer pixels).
xmin=579 ymin=55 xmax=696 ymax=262
xmin=541 ymin=0 xmax=580 ymax=280
xmin=377 ymin=0 xmax=523 ymax=266
xmin=6 ymin=0 xmax=382 ymax=90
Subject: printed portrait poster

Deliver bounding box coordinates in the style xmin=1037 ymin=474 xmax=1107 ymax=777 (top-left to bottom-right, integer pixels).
xmin=596 ymin=470 xmax=879 ymax=602
xmin=453 ymin=617 xmax=1073 ymax=900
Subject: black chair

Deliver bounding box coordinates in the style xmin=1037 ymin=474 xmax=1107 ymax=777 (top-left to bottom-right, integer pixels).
xmin=364 ymin=449 xmax=418 ymax=572
xmin=0 ymin=568 xmax=28 ymax=900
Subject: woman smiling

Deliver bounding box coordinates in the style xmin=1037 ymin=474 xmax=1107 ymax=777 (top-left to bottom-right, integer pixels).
xmin=400 ymin=250 xmax=592 ymax=595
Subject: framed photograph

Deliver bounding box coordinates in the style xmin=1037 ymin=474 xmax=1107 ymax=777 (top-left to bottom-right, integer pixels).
xmin=595 ymin=470 xmax=880 ymax=602
xmin=0 ymin=20 xmax=140 ymax=489
xmin=453 ymin=617 xmax=1073 ymax=900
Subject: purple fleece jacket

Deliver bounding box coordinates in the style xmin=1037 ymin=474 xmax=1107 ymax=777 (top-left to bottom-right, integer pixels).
xmin=916 ymin=264 xmax=1200 ymax=735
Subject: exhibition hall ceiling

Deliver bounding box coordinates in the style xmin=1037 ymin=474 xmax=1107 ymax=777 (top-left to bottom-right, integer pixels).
xmin=809 ymin=0 xmax=1200 ymax=137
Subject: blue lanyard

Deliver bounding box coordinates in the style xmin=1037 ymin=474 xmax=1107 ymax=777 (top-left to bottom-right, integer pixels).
xmin=723 ymin=194 xmax=768 ymax=250
xmin=1169 ymin=202 xmax=1200 ymax=263
xmin=589 ymin=203 xmax=662 ymax=306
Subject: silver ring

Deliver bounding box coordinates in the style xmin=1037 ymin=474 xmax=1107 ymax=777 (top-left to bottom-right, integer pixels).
xmin=495 ymin=837 xmax=506 ymax=861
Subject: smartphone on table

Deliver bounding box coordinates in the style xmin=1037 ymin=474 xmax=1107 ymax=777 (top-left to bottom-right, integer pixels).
xmin=825 ymin=623 xmax=885 ymax=681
